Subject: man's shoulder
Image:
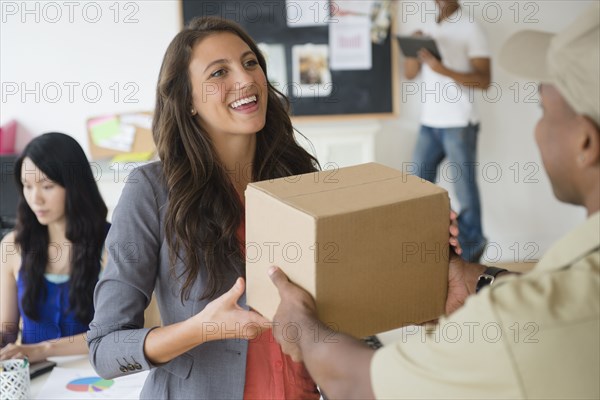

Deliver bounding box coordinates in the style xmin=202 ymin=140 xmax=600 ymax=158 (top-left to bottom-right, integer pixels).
xmin=442 ymin=11 xmax=485 ymax=34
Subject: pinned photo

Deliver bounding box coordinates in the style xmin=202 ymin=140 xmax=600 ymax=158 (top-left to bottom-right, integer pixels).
xmin=257 ymin=43 xmax=288 ymax=94
xmin=291 ymin=44 xmax=333 ymax=98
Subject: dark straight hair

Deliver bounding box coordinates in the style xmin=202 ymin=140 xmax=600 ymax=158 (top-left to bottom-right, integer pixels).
xmin=14 ymin=132 xmax=107 ymax=323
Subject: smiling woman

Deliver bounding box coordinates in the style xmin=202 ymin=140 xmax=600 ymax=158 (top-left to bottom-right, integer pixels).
xmin=87 ymin=17 xmax=321 ymax=399
xmin=188 ymin=32 xmax=269 ymax=160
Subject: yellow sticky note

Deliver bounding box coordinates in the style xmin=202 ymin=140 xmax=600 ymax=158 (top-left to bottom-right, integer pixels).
xmin=111 ymin=152 xmax=153 ymax=163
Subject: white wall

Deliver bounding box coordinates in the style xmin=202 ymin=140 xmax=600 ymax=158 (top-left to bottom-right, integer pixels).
xmin=1 ymin=1 xmax=180 ymax=148
xmin=1 ymin=0 xmax=592 ymax=262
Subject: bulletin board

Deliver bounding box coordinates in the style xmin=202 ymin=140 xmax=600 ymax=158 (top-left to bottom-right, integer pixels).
xmin=180 ymin=0 xmax=398 ymax=120
xmin=87 ymin=112 xmax=155 ymax=161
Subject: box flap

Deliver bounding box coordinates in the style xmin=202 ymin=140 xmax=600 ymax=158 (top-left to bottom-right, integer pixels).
xmin=249 ymin=163 xmax=400 ymax=198
xmin=248 ymin=163 xmax=445 ymax=218
xmin=245 ymin=186 xmax=318 ymax=320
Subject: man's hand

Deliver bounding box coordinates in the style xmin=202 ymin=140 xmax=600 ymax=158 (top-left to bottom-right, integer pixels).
xmin=268 ymin=266 xmax=376 ymax=399
xmin=268 ymin=266 xmax=318 ymax=362
xmin=418 ymin=48 xmax=446 ymax=74
xmin=404 ymin=30 xmax=424 ymax=79
xmin=419 ymin=48 xmax=492 ymax=88
xmin=445 ymin=251 xmax=471 ymax=315
xmin=445 ymin=253 xmax=486 ymax=315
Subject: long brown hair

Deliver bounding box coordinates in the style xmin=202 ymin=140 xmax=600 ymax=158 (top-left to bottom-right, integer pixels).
xmin=153 ymin=16 xmax=319 ymax=302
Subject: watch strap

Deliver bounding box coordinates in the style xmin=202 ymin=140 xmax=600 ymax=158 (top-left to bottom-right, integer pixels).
xmin=475 ymin=266 xmax=508 ymax=293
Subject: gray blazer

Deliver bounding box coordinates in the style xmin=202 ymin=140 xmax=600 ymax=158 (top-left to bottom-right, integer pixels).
xmin=87 ymin=162 xmax=248 ymax=399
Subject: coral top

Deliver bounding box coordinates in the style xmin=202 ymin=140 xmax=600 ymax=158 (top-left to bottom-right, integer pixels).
xmin=237 ymin=220 xmax=320 ymax=399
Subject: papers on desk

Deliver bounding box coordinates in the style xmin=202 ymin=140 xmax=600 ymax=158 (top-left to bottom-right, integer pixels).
xmin=35 ymin=367 xmax=148 ymax=399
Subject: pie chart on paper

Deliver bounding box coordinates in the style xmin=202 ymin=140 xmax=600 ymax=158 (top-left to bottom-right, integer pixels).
xmin=66 ymin=376 xmax=115 ymax=392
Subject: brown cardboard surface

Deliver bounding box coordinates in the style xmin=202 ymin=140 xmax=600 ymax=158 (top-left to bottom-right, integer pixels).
xmin=250 ymin=163 xmax=406 ymax=200
xmin=246 ymin=162 xmax=449 ymax=338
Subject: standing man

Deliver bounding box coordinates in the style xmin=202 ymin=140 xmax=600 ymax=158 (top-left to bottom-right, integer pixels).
xmin=270 ymin=4 xmax=599 ymax=399
xmin=405 ymin=0 xmax=491 ymax=262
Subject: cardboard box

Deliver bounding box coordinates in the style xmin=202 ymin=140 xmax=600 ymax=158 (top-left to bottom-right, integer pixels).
xmin=245 ymin=162 xmax=449 ymax=338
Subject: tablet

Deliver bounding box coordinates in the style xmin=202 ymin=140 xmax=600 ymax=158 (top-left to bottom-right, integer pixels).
xmin=396 ymin=36 xmax=442 ymax=61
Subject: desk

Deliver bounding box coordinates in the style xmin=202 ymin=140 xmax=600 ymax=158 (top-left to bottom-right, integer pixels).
xmin=30 ymin=355 xmax=147 ymax=399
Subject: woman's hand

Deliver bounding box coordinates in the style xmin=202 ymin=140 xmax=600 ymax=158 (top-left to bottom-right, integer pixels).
xmin=449 ymin=210 xmax=462 ymax=255
xmin=198 ymin=277 xmax=269 ymax=342
xmin=144 ymin=277 xmax=270 ymax=365
xmin=0 ymin=342 xmax=48 ymax=363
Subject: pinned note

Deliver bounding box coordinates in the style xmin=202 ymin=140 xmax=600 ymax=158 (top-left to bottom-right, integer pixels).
xmin=88 ymin=116 xmax=135 ymax=152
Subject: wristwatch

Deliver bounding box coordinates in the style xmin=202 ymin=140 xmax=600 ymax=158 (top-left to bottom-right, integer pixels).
xmin=475 ymin=266 xmax=508 ymax=293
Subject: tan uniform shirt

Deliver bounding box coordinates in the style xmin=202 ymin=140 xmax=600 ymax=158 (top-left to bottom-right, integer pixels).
xmin=371 ymin=212 xmax=600 ymax=399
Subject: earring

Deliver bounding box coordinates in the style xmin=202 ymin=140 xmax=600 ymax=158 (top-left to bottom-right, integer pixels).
xmin=191 ymin=108 xmax=196 ymax=115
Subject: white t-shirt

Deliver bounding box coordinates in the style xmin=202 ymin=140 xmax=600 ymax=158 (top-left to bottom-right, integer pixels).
xmin=420 ymin=11 xmax=490 ymax=128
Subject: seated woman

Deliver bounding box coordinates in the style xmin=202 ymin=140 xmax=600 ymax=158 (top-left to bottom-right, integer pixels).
xmin=0 ymin=132 xmax=108 ymax=362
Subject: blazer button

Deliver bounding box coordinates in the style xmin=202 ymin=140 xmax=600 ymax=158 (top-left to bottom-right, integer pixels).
xmin=127 ymin=364 xmax=135 ymax=371
xmin=119 ymin=366 xmax=128 ymax=373
xmin=134 ymin=363 xmax=142 ymax=370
